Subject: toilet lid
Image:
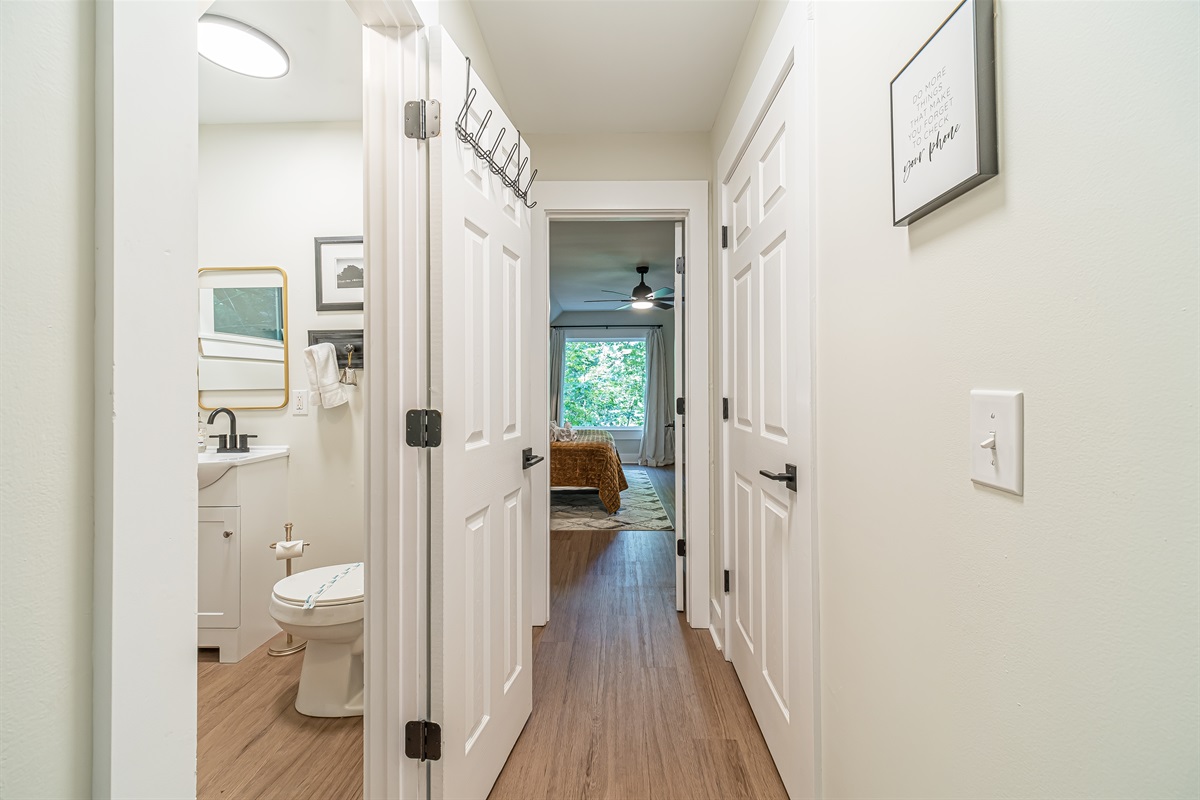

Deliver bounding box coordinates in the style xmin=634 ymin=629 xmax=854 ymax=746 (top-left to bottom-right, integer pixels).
xmin=273 ymin=562 xmax=364 ymax=607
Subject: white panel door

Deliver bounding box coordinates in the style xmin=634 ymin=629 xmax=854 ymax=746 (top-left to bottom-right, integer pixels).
xmin=427 ymin=27 xmax=535 ymax=800
xmin=722 ymin=66 xmax=817 ymax=799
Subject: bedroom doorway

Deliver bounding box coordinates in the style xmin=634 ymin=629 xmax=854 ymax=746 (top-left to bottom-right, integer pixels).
xmin=546 ymin=220 xmax=682 ymax=608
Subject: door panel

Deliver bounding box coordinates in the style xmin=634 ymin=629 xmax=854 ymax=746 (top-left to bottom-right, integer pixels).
xmin=428 ymin=27 xmax=534 ymax=800
xmin=722 ymin=63 xmax=816 ymax=799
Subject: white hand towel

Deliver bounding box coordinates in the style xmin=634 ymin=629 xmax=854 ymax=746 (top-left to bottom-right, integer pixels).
xmin=304 ymin=343 xmax=348 ymax=408
xmin=274 ymin=540 xmax=305 ymax=560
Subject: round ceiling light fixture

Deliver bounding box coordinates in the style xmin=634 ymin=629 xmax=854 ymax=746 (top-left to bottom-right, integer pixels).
xmin=198 ymin=14 xmax=289 ymax=79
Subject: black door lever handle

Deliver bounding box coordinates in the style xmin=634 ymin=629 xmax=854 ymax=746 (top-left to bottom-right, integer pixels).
xmin=522 ymin=447 xmax=544 ymax=470
xmin=758 ymin=464 xmax=797 ymax=492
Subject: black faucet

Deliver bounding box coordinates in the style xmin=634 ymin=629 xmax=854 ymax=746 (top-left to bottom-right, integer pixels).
xmin=206 ymin=407 xmax=255 ymax=453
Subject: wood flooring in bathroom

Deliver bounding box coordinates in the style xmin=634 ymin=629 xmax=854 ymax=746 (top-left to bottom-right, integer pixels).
xmin=197 ymin=643 xmax=362 ymax=799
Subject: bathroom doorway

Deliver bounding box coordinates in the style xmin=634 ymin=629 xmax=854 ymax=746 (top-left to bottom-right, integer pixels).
xmin=194 ymin=1 xmax=369 ymax=796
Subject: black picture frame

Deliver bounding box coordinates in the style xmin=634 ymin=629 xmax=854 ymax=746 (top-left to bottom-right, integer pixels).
xmin=890 ymin=0 xmax=998 ymax=227
xmin=314 ymin=235 xmax=364 ymax=311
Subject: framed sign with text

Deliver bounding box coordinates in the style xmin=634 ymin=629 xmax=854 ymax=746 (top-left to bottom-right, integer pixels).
xmin=890 ymin=0 xmax=997 ymax=226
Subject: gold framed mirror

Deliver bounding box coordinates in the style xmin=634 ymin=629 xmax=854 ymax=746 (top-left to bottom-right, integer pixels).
xmin=197 ymin=266 xmax=289 ymax=410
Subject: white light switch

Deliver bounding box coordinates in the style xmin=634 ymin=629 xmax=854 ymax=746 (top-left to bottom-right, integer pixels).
xmin=970 ymin=390 xmax=1023 ymax=496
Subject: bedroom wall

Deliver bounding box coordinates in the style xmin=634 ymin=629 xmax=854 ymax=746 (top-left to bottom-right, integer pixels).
xmin=551 ymin=308 xmax=676 ymax=463
xmin=198 ymin=121 xmax=366 ymax=569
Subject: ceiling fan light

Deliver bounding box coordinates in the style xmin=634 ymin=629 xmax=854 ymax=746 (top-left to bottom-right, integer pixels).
xmin=631 ymin=300 xmax=654 ymax=310
xmin=198 ymin=14 xmax=290 ymax=79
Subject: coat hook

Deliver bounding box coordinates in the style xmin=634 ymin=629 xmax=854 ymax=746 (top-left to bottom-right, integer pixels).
xmin=488 ymin=127 xmax=507 ymax=166
xmin=474 ymin=109 xmax=492 ymax=144
xmin=456 ymin=88 xmax=477 ymax=134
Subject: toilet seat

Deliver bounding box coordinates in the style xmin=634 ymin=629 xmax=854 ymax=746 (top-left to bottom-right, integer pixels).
xmin=272 ymin=562 xmax=364 ymax=608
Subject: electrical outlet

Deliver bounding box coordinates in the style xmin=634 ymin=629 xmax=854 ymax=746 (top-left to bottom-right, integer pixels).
xmin=292 ymin=390 xmax=309 ymax=416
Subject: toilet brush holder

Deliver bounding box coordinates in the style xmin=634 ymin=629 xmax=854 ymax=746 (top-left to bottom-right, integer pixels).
xmin=268 ymin=522 xmax=310 ymax=657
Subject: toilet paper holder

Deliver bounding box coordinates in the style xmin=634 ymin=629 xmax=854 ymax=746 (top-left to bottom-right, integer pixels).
xmin=268 ymin=522 xmax=310 ymax=658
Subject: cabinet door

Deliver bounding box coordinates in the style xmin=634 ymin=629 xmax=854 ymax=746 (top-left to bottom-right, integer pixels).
xmin=198 ymin=506 xmax=240 ymax=629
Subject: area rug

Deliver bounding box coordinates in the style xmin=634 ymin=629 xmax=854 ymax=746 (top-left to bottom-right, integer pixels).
xmin=551 ymin=468 xmax=673 ymax=531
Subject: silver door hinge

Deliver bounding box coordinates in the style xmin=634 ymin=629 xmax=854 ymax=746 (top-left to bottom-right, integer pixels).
xmin=405 ymin=409 xmax=442 ymax=448
xmin=676 ymin=256 xmax=685 ymax=274
xmin=404 ymin=99 xmax=442 ymax=140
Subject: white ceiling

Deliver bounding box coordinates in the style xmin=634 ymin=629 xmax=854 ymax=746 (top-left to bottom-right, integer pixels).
xmin=198 ymin=0 xmax=759 ymax=132
xmin=198 ymin=0 xmax=362 ymax=125
xmin=472 ymin=0 xmax=760 ymax=133
xmin=550 ymin=220 xmax=676 ymax=312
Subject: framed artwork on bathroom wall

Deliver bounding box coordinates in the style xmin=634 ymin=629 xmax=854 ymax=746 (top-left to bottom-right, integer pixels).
xmin=315 ymin=235 xmax=364 ymax=311
xmin=889 ymin=0 xmax=998 ymax=226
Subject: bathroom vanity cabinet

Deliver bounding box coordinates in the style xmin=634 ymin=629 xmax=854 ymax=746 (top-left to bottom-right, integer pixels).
xmin=198 ymin=447 xmax=289 ymax=663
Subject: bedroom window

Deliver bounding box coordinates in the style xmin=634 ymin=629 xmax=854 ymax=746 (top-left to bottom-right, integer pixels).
xmin=561 ymin=338 xmax=647 ymax=428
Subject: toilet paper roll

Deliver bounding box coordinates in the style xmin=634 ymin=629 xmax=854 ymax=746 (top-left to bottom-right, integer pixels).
xmin=275 ymin=540 xmax=305 ymax=560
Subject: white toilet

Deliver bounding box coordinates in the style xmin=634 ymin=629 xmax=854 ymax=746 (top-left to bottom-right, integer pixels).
xmin=268 ymin=562 xmax=365 ymax=718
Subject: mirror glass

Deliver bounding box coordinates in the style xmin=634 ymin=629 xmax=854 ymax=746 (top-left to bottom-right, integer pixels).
xmin=198 ymin=266 xmax=289 ymax=410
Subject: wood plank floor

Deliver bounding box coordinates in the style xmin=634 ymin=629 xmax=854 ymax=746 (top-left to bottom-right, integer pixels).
xmin=197 ymin=464 xmax=783 ymax=800
xmin=489 ymin=527 xmax=787 ymax=800
xmin=197 ymin=643 xmax=363 ymax=799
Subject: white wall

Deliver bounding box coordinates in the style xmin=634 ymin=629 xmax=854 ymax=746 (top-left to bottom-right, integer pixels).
xmin=524 ymin=133 xmax=711 ymax=181
xmin=706 ymin=0 xmax=1200 ymax=795
xmin=199 ymin=122 xmax=366 ymax=569
xmin=424 ymin=0 xmax=509 ymax=107
xmin=0 ymin=3 xmax=94 ymax=797
xmin=550 ymin=309 xmax=676 ymax=462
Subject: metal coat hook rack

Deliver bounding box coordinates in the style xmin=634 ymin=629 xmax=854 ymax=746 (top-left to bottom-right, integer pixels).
xmin=455 ymin=57 xmax=538 ymax=208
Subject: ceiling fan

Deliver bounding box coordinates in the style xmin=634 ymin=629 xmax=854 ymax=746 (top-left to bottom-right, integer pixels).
xmin=585 ymin=264 xmax=674 ymax=310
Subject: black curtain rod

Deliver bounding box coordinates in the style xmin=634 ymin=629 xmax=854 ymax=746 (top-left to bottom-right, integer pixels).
xmin=551 ymin=324 xmax=663 ymax=330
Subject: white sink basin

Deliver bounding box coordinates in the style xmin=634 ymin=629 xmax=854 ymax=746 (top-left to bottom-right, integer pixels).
xmin=198 ymin=446 xmax=289 ymax=489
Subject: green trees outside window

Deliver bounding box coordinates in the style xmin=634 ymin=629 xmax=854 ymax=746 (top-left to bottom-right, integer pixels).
xmin=561 ymin=339 xmax=647 ymax=427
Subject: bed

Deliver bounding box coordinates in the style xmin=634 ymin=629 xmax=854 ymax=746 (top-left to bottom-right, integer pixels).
xmin=550 ymin=429 xmax=629 ymax=513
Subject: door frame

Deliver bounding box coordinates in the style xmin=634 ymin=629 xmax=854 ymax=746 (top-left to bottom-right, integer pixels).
xmin=95 ymin=0 xmax=425 ymax=796
xmin=715 ymin=1 xmax=822 ymax=793
xmin=530 ymin=180 xmax=711 ymax=630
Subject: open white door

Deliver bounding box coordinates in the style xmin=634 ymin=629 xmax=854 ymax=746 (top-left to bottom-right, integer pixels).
xmin=426 ymin=27 xmax=536 ymax=799
xmin=672 ymin=220 xmax=686 ymax=612
xmin=721 ymin=39 xmax=818 ymax=800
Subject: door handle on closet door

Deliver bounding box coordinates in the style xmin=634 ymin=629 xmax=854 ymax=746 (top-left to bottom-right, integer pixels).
xmin=758 ymin=464 xmax=798 ymax=492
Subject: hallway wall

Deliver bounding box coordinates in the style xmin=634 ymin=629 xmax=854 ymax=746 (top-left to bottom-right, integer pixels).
xmin=523 ymin=132 xmax=711 ymax=181
xmin=711 ymin=1 xmax=1199 ymax=795
xmin=810 ymin=2 xmax=1198 ymax=795
xmin=0 ymin=3 xmax=95 ymax=797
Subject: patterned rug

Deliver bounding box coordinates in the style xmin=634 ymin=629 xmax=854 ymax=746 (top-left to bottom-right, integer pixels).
xmin=551 ymin=468 xmax=674 ymax=531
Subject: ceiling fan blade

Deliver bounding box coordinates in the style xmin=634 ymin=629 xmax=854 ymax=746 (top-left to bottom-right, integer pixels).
xmin=649 ymin=288 xmax=674 ymax=299
xmin=653 ymin=301 xmax=674 ymax=310
xmin=585 ymin=298 xmax=632 ymax=303
xmin=600 ymin=289 xmax=631 ymax=296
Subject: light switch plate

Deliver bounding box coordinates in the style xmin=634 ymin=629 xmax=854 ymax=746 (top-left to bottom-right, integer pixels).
xmin=970 ymin=390 xmax=1023 ymax=496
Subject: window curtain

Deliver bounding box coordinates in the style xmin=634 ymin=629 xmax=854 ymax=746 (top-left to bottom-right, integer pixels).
xmin=549 ymin=327 xmax=566 ymax=424
xmin=638 ymin=328 xmax=675 ymax=466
